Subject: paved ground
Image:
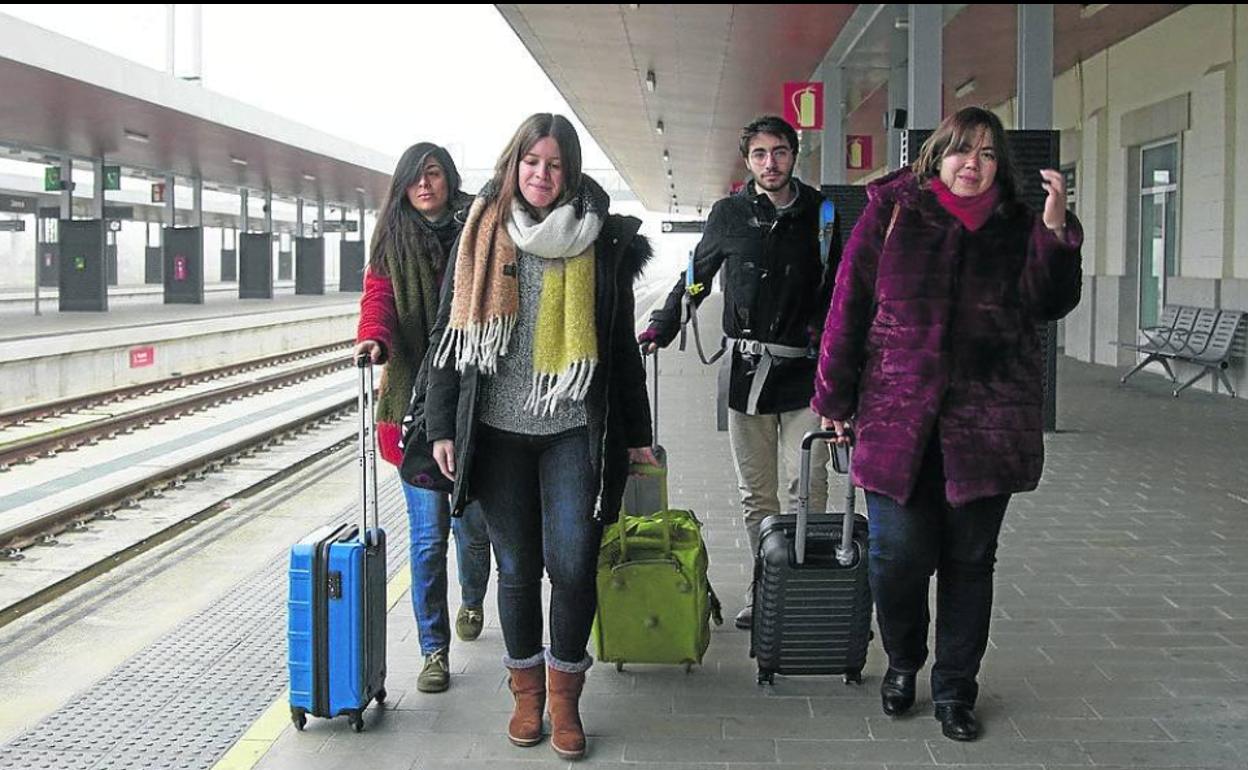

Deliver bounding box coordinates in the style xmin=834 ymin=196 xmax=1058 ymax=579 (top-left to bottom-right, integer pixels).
xmin=4 ymin=309 xmax=1247 ymax=769
xmin=250 ymin=342 xmax=1248 ymax=770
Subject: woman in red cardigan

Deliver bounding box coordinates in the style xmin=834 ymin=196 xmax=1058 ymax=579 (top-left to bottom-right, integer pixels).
xmin=354 ymin=142 xmax=490 ymax=694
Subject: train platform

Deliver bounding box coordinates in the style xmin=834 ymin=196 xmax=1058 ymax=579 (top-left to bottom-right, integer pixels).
xmin=3 ymin=315 xmax=1247 ymax=769
xmin=0 ymin=289 xmax=361 ymax=409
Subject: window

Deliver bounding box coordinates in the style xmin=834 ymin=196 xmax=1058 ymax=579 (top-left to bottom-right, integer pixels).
xmin=1137 ymin=140 xmax=1179 ymax=329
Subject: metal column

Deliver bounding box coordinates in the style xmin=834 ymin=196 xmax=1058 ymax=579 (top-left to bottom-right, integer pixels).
xmin=192 ymin=177 xmax=203 ymax=228
xmin=165 ymin=174 xmax=176 ymax=227
xmin=92 ymin=158 xmax=105 ymax=219
xmin=1017 ymin=4 xmax=1059 ymax=432
xmin=60 ymin=158 xmax=73 ymax=219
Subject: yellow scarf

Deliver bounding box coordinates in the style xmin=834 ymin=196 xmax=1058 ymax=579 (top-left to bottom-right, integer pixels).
xmin=434 ymin=197 xmax=599 ymax=415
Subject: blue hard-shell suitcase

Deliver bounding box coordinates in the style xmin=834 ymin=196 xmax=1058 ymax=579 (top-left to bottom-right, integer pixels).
xmin=288 ymin=359 xmax=387 ymax=732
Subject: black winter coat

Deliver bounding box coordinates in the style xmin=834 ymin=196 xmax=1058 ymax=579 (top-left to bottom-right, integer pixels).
xmin=648 ymin=178 xmax=837 ymax=413
xmin=424 ymin=214 xmax=654 ymax=523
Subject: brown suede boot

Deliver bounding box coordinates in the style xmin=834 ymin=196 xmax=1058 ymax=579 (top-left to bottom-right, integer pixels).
xmin=505 ymin=663 xmax=546 ymax=747
xmin=547 ymin=668 xmax=587 ymax=760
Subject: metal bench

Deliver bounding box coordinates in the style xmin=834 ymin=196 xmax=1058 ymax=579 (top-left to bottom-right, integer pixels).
xmin=1117 ymin=305 xmax=1247 ymax=397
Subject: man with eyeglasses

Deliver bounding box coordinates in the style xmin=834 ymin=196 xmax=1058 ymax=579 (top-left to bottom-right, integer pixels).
xmin=640 ymin=115 xmax=838 ymax=630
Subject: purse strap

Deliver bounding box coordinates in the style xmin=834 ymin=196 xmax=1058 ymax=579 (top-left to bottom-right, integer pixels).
xmin=884 ymin=203 xmax=899 ymax=245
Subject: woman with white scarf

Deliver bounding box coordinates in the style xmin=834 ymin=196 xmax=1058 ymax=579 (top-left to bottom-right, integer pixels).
xmin=426 ymin=113 xmax=657 ymax=760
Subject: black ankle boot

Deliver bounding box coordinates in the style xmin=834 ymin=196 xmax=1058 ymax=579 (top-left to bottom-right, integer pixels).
xmin=934 ymin=704 xmax=979 ymax=741
xmin=880 ymin=669 xmax=916 ymax=716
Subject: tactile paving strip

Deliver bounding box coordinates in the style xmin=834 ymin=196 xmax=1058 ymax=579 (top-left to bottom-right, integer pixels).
xmin=0 ymin=477 xmax=408 ymax=770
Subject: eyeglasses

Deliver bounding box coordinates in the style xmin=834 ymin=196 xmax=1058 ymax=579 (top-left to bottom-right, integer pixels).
xmin=748 ymin=147 xmax=793 ymax=163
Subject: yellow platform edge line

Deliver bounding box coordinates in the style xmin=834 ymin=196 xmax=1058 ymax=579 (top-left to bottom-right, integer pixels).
xmin=209 ymin=561 xmax=411 ymax=770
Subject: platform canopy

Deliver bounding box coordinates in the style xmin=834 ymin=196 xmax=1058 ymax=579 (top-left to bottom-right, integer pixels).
xmin=0 ymin=12 xmax=394 ymax=208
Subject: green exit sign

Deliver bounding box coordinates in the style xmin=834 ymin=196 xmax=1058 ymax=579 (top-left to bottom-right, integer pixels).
xmin=103 ymin=165 xmax=122 ymax=190
xmin=44 ymin=166 xmax=61 ymax=191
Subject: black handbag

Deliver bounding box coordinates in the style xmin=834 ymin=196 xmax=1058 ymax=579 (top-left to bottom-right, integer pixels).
xmin=398 ymin=352 xmax=453 ymax=495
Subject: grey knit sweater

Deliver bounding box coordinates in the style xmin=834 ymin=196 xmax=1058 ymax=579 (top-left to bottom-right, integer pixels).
xmin=476 ymin=250 xmax=589 ymax=434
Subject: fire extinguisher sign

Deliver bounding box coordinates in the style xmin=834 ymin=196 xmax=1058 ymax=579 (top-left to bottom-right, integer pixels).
xmin=783 ymin=82 xmax=823 ymax=131
xmin=846 ymin=135 xmax=874 ymax=170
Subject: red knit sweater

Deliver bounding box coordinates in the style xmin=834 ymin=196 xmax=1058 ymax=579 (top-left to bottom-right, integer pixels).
xmin=356 ymin=268 xmax=404 ymax=466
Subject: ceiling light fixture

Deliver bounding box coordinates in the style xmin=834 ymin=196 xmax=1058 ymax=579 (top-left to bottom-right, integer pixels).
xmin=655 ymin=120 xmax=664 ymax=135
xmin=645 ymin=70 xmax=656 ymax=92
xmin=954 ymin=78 xmax=977 ymax=99
xmin=124 ymin=129 xmax=150 ymax=144
xmin=230 ymin=156 xmax=248 ymax=166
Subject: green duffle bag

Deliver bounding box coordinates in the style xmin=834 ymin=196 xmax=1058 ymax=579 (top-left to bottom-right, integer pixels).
xmin=591 ymin=508 xmax=723 ymax=671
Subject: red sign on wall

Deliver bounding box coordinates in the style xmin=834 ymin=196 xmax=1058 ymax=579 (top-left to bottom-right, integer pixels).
xmin=129 ymin=346 xmax=155 ymax=368
xmin=783 ymin=82 xmax=824 ymax=130
xmin=846 ymin=135 xmax=874 ymax=170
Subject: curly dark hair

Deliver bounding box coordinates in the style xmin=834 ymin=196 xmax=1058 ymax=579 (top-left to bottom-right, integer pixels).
xmin=739 ymin=115 xmax=799 ymax=158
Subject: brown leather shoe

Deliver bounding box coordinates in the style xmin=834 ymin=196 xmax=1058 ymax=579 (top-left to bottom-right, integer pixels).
xmin=505 ymin=663 xmax=545 ymax=747
xmin=546 ymin=668 xmax=587 ymax=760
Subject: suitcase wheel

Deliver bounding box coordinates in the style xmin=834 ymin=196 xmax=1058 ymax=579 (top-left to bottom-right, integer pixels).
xmin=756 ymin=671 xmax=775 ymax=686
xmin=375 ymin=688 xmax=387 ymax=705
xmin=290 ymin=707 xmax=307 ymax=732
xmin=349 ymin=711 xmax=365 ymax=733
xmin=843 ymin=669 xmax=864 ymax=686
xmin=615 ymin=661 xmax=624 ymax=673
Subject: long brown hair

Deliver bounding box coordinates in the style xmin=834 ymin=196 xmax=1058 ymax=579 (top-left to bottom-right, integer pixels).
xmin=487 ymin=113 xmax=583 ymax=224
xmin=368 ymin=142 xmax=462 ymax=273
xmin=911 ymin=106 xmax=1021 ymax=212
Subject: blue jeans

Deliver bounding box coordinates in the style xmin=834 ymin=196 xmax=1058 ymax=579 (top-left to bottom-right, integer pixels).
xmin=401 ymin=478 xmax=491 ymax=655
xmin=865 ymin=435 xmax=1009 ymax=707
xmin=469 ymin=425 xmax=601 ymax=669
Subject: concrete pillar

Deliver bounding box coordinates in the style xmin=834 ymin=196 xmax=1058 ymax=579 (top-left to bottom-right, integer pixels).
xmin=296 ymin=198 xmax=304 ymax=238
xmin=264 ymin=189 xmax=273 ymax=233
xmin=820 ymin=62 xmax=845 ymax=185
xmin=186 ymin=3 xmax=203 ymax=84
xmin=357 ymin=193 xmax=366 ymax=243
xmin=888 ymin=11 xmax=909 ymax=169
xmin=165 ymin=4 xmax=175 ymax=76
xmin=1017 ymin=4 xmax=1054 ymax=130
xmin=907 ymin=4 xmax=943 ymax=130
xmin=240 ymin=188 xmax=249 ymax=233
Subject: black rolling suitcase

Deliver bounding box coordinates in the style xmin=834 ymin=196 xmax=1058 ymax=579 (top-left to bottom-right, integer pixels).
xmin=751 ymin=430 xmax=872 ymax=685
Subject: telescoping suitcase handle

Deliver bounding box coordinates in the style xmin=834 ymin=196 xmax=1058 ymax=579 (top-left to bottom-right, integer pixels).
xmin=796 ymin=430 xmax=856 ymax=567
xmin=356 ymin=357 xmax=381 ymax=546
xmin=643 ymin=349 xmax=659 ymax=445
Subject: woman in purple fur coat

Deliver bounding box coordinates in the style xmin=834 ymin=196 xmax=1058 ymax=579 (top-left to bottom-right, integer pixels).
xmin=812 ymin=107 xmax=1083 ymax=742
